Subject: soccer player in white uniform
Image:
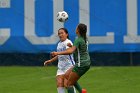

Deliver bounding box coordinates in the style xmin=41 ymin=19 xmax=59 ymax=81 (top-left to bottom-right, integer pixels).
xmin=44 ymin=28 xmax=78 ymax=93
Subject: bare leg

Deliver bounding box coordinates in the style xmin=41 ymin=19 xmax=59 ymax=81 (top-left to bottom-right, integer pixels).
xmin=64 ymin=67 xmax=82 ymax=93
xmin=56 ymin=75 xmax=64 ymax=87
xmin=56 ymin=75 xmax=65 ymax=93
xmin=67 ymin=71 xmax=80 ymax=87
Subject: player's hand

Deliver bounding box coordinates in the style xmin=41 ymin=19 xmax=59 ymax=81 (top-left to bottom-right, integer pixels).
xmin=67 ymin=43 xmax=72 ymax=47
xmin=51 ymin=51 xmax=58 ymax=57
xmin=44 ymin=60 xmax=51 ymax=66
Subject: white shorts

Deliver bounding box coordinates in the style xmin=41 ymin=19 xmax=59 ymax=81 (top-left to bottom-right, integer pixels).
xmin=56 ymin=66 xmax=72 ymax=76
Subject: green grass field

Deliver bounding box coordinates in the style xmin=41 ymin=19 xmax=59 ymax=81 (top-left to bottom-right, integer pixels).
xmin=0 ymin=66 xmax=140 ymax=93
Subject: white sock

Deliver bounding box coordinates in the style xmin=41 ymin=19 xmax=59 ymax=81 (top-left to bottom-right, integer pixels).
xmin=57 ymin=87 xmax=65 ymax=93
xmin=73 ymin=86 xmax=76 ymax=93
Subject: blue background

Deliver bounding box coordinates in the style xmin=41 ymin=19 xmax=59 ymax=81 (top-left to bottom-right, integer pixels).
xmin=0 ymin=0 xmax=140 ymax=53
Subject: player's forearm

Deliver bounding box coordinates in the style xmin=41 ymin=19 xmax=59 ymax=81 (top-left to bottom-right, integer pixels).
xmin=58 ymin=48 xmax=74 ymax=55
xmin=50 ymin=56 xmax=58 ymax=62
xmin=58 ymin=50 xmax=71 ymax=55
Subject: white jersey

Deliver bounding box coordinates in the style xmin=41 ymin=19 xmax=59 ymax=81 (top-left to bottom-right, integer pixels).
xmin=57 ymin=39 xmax=75 ymax=74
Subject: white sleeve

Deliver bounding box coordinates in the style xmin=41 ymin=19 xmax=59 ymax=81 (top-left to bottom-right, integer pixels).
xmin=66 ymin=40 xmax=73 ymax=49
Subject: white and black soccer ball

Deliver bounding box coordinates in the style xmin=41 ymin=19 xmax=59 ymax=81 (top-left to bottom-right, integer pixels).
xmin=57 ymin=11 xmax=68 ymax=22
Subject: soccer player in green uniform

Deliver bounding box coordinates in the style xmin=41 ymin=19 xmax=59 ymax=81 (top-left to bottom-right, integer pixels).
xmin=51 ymin=23 xmax=91 ymax=93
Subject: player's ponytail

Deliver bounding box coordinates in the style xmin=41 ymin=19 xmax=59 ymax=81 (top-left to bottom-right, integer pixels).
xmin=77 ymin=23 xmax=87 ymax=43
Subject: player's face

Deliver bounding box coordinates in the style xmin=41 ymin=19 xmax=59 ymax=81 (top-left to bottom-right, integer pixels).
xmin=76 ymin=27 xmax=80 ymax=36
xmin=58 ymin=29 xmax=68 ymax=41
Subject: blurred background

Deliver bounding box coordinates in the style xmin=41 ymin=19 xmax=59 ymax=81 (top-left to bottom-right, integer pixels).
xmin=0 ymin=0 xmax=140 ymax=66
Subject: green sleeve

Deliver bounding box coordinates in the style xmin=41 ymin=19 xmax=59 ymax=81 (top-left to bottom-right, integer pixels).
xmin=74 ymin=38 xmax=80 ymax=48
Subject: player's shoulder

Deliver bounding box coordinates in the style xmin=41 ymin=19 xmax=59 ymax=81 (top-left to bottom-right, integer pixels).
xmin=75 ymin=37 xmax=82 ymax=42
xmin=65 ymin=38 xmax=71 ymax=42
xmin=65 ymin=39 xmax=73 ymax=43
xmin=57 ymin=40 xmax=61 ymax=45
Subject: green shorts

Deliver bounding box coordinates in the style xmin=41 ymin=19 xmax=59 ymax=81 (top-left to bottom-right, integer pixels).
xmin=72 ymin=65 xmax=90 ymax=77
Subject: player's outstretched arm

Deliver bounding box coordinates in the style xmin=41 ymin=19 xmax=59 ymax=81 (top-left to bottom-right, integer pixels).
xmin=51 ymin=46 xmax=76 ymax=56
xmin=44 ymin=56 xmax=58 ymax=66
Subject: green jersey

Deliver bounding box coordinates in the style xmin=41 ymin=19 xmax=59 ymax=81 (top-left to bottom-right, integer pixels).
xmin=73 ymin=36 xmax=91 ymax=67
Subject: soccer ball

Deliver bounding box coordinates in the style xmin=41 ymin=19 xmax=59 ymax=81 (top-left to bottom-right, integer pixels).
xmin=57 ymin=11 xmax=68 ymax=22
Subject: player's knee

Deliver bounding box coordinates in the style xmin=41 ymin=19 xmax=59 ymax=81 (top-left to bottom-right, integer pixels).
xmin=64 ymin=78 xmax=68 ymax=87
xmin=57 ymin=81 xmax=64 ymax=87
xmin=56 ymin=76 xmax=64 ymax=87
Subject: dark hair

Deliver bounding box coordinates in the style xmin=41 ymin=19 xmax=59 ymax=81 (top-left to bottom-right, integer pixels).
xmin=58 ymin=28 xmax=69 ymax=39
xmin=77 ymin=23 xmax=87 ymax=43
